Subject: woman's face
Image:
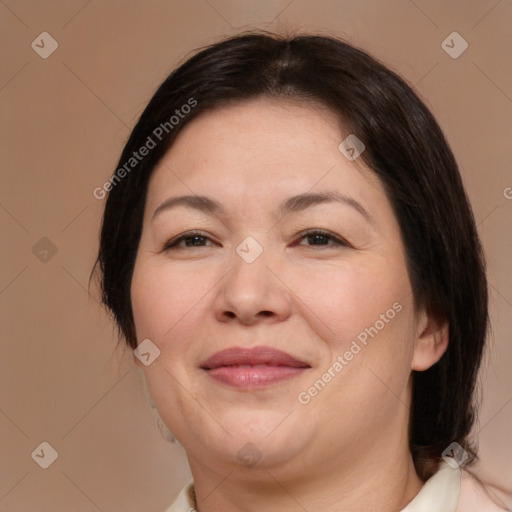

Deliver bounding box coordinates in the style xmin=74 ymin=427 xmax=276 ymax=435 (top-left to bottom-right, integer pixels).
xmin=130 ymin=97 xmax=431 ymax=478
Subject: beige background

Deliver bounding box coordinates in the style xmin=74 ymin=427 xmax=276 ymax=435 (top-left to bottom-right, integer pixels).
xmin=0 ymin=0 xmax=511 ymax=510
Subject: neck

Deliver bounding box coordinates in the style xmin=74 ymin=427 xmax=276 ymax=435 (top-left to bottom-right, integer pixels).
xmin=188 ymin=444 xmax=424 ymax=512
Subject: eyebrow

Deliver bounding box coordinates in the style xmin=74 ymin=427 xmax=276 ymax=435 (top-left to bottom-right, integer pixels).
xmin=151 ymin=191 xmax=373 ymax=223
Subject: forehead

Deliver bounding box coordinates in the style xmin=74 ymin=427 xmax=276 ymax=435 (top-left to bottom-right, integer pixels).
xmin=145 ymin=97 xmax=386 ymax=217
xmin=165 ymin=96 xmax=342 ymax=158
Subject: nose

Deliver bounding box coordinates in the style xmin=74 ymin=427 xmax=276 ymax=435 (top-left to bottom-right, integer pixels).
xmin=212 ymin=241 xmax=292 ymax=326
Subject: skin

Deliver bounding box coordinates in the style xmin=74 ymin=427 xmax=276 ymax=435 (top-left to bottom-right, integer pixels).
xmin=130 ymin=97 xmax=449 ymax=512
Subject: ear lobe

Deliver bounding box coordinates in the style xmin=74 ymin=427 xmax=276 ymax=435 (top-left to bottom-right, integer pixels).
xmin=411 ymin=309 xmax=449 ymax=371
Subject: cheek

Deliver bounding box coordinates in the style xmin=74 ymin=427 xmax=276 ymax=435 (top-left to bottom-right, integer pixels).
xmin=288 ymin=258 xmax=409 ymax=344
xmin=130 ymin=260 xmax=209 ymax=343
xmin=130 ymin=263 xmax=209 ymax=436
xmin=288 ymin=257 xmax=416 ymax=402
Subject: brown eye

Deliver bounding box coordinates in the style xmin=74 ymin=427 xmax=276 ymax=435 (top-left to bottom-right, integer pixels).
xmin=163 ymin=231 xmax=215 ymax=251
xmin=294 ymin=229 xmax=350 ymax=248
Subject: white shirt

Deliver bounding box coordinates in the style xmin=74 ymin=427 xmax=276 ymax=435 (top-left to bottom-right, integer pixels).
xmin=163 ymin=461 xmax=509 ymax=511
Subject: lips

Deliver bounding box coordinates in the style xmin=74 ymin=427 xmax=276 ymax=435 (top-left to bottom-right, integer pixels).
xmin=200 ymin=346 xmax=311 ymax=389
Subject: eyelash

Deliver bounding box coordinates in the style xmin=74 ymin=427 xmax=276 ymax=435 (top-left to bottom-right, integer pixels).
xmin=163 ymin=229 xmax=350 ymax=251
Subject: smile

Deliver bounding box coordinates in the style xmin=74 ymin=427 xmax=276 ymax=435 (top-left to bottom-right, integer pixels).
xmin=200 ymin=346 xmax=311 ymax=389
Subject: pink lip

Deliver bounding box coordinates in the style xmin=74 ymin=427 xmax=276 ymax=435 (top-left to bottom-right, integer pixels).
xmin=200 ymin=346 xmax=311 ymax=389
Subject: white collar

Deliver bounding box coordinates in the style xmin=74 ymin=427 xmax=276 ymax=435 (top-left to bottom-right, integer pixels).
xmin=401 ymin=461 xmax=460 ymax=511
xmin=165 ymin=461 xmax=461 ymax=512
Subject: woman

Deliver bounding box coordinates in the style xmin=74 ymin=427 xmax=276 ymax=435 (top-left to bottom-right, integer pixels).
xmin=93 ymin=31 xmax=508 ymax=511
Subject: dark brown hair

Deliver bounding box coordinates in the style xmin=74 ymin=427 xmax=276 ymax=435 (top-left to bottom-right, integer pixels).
xmin=91 ymin=30 xmax=488 ymax=481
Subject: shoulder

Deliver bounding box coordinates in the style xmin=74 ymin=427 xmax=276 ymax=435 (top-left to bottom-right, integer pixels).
xmin=456 ymin=469 xmax=510 ymax=512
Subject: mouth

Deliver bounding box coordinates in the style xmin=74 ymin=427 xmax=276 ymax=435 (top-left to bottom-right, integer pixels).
xmin=200 ymin=346 xmax=311 ymax=389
